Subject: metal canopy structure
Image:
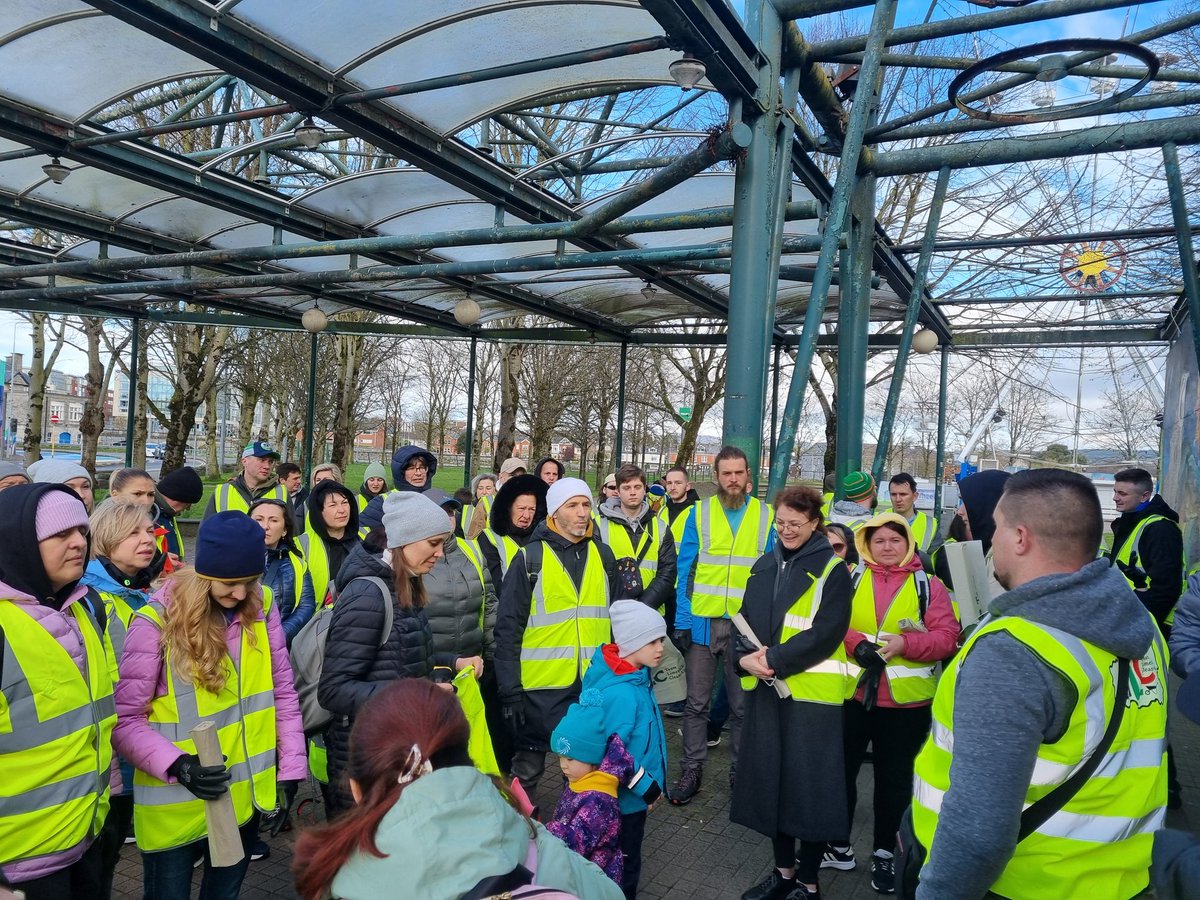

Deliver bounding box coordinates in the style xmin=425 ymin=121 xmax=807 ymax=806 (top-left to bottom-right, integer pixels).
xmin=0 ymin=0 xmax=1198 ymax=496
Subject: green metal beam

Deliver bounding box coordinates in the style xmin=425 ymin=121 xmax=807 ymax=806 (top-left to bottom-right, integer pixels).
xmin=772 ymin=0 xmax=872 ymax=17
xmin=464 ymin=336 xmax=477 ymax=487
xmin=1163 ymin=141 xmax=1200 ymax=372
xmin=951 ymin=328 xmax=1165 ymax=347
xmin=615 ymin=342 xmax=629 ymax=465
xmin=304 ymin=332 xmax=319 ymax=480
xmin=837 ymin=174 xmax=876 ymax=491
xmin=938 ymin=291 xmax=1179 ymax=306
xmin=933 ymin=345 xmax=949 ymax=519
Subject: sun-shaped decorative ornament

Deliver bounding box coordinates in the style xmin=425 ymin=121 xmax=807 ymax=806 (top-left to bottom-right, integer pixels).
xmin=1058 ymin=240 xmax=1126 ymax=292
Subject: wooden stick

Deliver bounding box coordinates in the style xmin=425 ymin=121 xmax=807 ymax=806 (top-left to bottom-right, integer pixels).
xmin=189 ymin=721 xmax=245 ymax=868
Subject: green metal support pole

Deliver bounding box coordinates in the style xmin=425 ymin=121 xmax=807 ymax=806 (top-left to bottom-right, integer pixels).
xmin=1163 ymin=142 xmax=1200 ymax=369
xmin=768 ymin=343 xmax=781 ymax=496
xmin=768 ymin=0 xmax=897 ymax=500
xmin=836 ymin=176 xmax=874 ymax=490
xmin=871 ymin=166 xmax=950 ymax=484
xmin=464 ymin=336 xmax=477 ymax=488
xmin=933 ymin=344 xmax=949 ymax=524
xmin=303 ymin=331 xmax=318 ymax=482
xmin=721 ymin=0 xmax=784 ymax=476
xmin=123 ymin=319 xmax=138 ymax=467
xmin=615 ymin=342 xmax=628 ymax=466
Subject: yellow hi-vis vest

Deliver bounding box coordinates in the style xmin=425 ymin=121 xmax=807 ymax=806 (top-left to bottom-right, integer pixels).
xmin=1113 ymin=515 xmax=1185 ymax=625
xmin=0 ymin=601 xmax=115 ymax=867
xmin=596 ymin=514 xmax=663 ymax=591
xmin=739 ymin=556 xmax=854 ymax=704
xmin=131 ymin=598 xmax=279 ymax=852
xmin=845 ymin=565 xmax=938 ymax=705
xmin=691 ymin=497 xmax=774 ymax=619
xmin=454 ymin=666 xmax=500 ymax=776
xmin=483 ymin=530 xmax=521 ymax=580
xmin=518 ymin=541 xmax=611 ymax=691
xmin=909 ymin=511 xmax=935 ymax=553
xmin=98 ymin=588 xmax=144 ymax=665
xmin=213 ymin=481 xmax=288 ymax=514
xmin=912 ymin=616 xmax=1167 ymax=900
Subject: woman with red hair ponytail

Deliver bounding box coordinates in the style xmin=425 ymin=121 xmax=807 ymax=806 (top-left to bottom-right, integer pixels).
xmin=293 ymin=680 xmax=622 ymax=900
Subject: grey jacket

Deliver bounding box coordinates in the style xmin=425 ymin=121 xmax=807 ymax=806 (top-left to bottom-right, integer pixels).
xmin=917 ymin=558 xmax=1161 ymax=899
xmin=422 ymin=538 xmax=497 ymax=662
xmin=1169 ymin=572 xmax=1200 ymax=678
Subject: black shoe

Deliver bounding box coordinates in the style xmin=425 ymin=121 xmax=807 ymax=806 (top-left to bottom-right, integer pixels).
xmin=784 ymin=884 xmax=821 ymax=900
xmin=670 ymin=766 xmax=702 ymax=805
xmin=250 ymin=839 xmax=270 ymax=862
xmin=663 ymin=701 xmax=686 ymax=718
xmin=742 ymin=870 xmax=795 ymax=900
xmin=871 ymin=852 xmax=895 ymax=894
xmin=817 ymin=844 xmax=855 ymax=871
xmin=707 ymin=731 xmax=722 ymax=748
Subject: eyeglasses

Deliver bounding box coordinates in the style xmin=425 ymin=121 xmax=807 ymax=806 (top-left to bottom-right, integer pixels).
xmin=407 ymin=463 xmax=428 ymax=473
xmin=603 ymin=484 xmax=617 ymax=491
xmin=776 ymin=518 xmax=815 ymax=532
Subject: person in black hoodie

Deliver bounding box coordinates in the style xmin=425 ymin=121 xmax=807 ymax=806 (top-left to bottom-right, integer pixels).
xmin=1106 ymin=466 xmax=1184 ymax=633
xmin=935 ymin=469 xmax=1010 ymax=590
xmin=317 ymin=491 xmax=476 ymax=817
xmin=477 ymin=474 xmax=548 ymax=589
xmin=534 ymin=456 xmax=564 ymax=485
xmin=392 ymin=445 xmax=438 ymax=493
xmin=297 ymin=479 xmax=361 ymax=608
xmin=494 ymin=478 xmax=619 ymax=795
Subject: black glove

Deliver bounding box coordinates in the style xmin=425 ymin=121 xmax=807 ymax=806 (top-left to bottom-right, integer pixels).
xmin=169 ymin=754 xmax=231 ymax=801
xmin=671 ymin=629 xmax=692 ymax=654
xmin=502 ymin=699 xmax=526 ymax=736
xmin=1114 ymin=559 xmax=1148 ymax=589
xmin=267 ymin=780 xmax=302 ymax=837
xmin=853 ymin=640 xmax=888 ymax=671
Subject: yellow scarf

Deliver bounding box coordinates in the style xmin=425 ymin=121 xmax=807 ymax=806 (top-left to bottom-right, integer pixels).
xmin=567 ymin=770 xmax=618 ymax=797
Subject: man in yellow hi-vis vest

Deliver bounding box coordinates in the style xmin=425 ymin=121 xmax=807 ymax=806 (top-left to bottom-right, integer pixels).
xmin=494 ymin=477 xmax=617 ymax=795
xmin=595 ymin=463 xmax=677 ymax=616
xmin=201 ymin=442 xmax=288 ymax=520
xmin=908 ymin=468 xmax=1167 ymax=900
xmin=669 ymin=446 xmax=774 ymax=806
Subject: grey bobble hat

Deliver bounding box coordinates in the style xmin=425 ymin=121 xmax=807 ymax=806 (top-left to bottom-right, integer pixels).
xmin=610 ymin=599 xmax=667 ymax=657
xmin=0 ymin=461 xmax=29 ymax=483
xmin=382 ymin=490 xmax=453 ymax=548
xmin=28 ymin=458 xmax=91 ymax=486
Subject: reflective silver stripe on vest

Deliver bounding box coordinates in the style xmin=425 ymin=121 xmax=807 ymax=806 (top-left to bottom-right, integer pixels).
xmin=1037 ymin=806 xmax=1164 ymax=844
xmin=527 ymin=606 xmax=610 ymax=629
xmin=1031 ymin=735 xmax=1167 ymax=786
xmin=135 ymin=748 xmax=278 ymax=807
xmin=0 ymin=768 xmax=108 ymax=816
xmin=519 ymin=646 xmax=578 ymax=662
xmin=783 ymin=613 xmax=813 ymax=632
xmin=150 ymin=690 xmax=276 ymax=742
xmin=0 ymin=640 xmax=114 ymax=751
xmin=697 ymin=552 xmax=760 ymax=567
xmin=914 ymin=777 xmax=945 ymax=813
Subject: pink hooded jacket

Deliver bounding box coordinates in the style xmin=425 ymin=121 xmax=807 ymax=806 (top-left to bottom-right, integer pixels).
xmin=112 ymin=579 xmax=307 ymax=786
xmin=843 ymin=521 xmax=960 ymax=709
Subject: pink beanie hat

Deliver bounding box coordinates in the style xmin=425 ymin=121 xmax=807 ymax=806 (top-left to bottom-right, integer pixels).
xmin=36 ymin=489 xmax=89 ymax=541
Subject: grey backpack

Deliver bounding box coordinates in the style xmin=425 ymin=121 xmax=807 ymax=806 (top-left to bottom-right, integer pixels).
xmin=289 ymin=575 xmax=393 ymax=735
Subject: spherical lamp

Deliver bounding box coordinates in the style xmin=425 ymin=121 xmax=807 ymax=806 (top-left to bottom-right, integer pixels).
xmin=453 ymin=296 xmax=482 ymax=327
xmin=911 ymin=328 xmax=939 ymax=354
xmin=301 ymin=306 xmax=329 ymax=333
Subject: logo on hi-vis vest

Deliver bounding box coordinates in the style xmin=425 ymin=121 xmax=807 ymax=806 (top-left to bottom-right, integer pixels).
xmin=1116 ymin=651 xmax=1164 ymax=708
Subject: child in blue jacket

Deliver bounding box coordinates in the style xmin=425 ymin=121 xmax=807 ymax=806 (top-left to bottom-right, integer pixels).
xmin=578 ymin=599 xmax=669 ymax=899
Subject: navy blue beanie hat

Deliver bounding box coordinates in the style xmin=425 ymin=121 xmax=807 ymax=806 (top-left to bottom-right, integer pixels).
xmin=194 ymin=511 xmax=266 ymax=581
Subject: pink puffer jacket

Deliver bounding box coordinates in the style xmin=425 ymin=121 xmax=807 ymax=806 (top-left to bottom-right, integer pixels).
xmin=112 ymin=580 xmax=307 ymax=783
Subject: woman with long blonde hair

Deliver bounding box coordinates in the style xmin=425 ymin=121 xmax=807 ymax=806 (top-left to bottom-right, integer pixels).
xmin=113 ymin=511 xmax=306 ymax=900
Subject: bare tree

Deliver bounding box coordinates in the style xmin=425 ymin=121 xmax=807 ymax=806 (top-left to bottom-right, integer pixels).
xmin=20 ymin=313 xmax=67 ymax=463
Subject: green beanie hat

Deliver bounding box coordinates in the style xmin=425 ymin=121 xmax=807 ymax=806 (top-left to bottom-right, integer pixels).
xmin=842 ymin=470 xmax=876 ymax=504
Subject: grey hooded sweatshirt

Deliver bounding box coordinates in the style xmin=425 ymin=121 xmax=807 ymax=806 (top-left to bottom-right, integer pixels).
xmin=917 ymin=558 xmax=1162 ymax=900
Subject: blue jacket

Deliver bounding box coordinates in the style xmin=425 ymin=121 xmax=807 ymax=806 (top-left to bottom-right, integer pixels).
xmin=579 ymin=645 xmax=667 ymax=814
xmin=264 ymin=544 xmax=316 ymax=646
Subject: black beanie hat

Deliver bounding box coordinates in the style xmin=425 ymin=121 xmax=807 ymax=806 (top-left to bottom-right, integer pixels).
xmin=194 ymin=511 xmax=266 ymax=581
xmin=157 ymin=466 xmax=204 ymax=504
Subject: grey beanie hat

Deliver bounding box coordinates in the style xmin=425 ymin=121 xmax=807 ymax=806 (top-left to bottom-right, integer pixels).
xmin=610 ymin=599 xmax=667 ymax=657
xmin=0 ymin=460 xmax=29 ymax=482
xmin=382 ymin=490 xmax=453 ymax=548
xmin=28 ymin=458 xmax=92 ymax=486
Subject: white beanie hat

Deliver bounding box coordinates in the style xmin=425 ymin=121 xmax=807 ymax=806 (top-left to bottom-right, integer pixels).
xmin=382 ymin=490 xmax=452 ymax=548
xmin=610 ymin=600 xmax=667 ymax=657
xmin=28 ymin=458 xmax=92 ymax=486
xmin=545 ymin=477 xmax=592 ymax=518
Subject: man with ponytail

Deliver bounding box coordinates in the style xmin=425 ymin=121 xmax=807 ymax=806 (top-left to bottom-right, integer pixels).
xmin=113 ymin=511 xmax=306 ymax=899
xmin=293 ymin=679 xmax=622 ymax=900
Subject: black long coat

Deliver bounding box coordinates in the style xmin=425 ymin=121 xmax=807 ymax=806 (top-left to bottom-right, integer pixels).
xmin=730 ymin=532 xmax=852 ymax=841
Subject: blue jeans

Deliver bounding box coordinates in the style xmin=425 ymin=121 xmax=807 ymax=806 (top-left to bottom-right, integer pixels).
xmin=141 ymin=814 xmax=259 ymax=900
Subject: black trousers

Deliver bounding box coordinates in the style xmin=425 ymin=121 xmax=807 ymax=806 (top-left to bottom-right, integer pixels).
xmin=10 ymin=832 xmax=106 ymax=900
xmin=842 ymin=700 xmax=932 ymax=853
xmin=772 ymin=836 xmax=824 ymax=883
xmin=620 ymin=810 xmax=647 ymax=899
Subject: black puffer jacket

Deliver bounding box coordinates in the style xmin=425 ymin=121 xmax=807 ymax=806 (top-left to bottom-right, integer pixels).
xmin=317 ymin=542 xmax=454 ymax=809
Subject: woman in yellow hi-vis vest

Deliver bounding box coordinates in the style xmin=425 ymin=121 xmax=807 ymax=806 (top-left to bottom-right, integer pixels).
xmin=830 ymin=513 xmax=959 ymax=892
xmin=113 ymin=511 xmax=306 ymax=899
xmin=732 ymin=486 xmax=854 ymax=900
xmin=0 ymin=485 xmax=115 ymax=900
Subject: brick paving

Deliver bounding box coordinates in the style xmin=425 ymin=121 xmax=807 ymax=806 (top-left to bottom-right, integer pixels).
xmin=112 ymin=688 xmax=1200 ymax=899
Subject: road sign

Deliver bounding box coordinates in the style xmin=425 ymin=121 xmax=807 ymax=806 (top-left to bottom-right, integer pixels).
xmin=50 ymin=413 xmax=61 ymax=425
xmin=678 ymin=406 xmax=692 ymax=422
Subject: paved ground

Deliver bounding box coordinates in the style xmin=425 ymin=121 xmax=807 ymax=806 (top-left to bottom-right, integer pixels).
xmin=111 ymin=685 xmax=1200 ymax=899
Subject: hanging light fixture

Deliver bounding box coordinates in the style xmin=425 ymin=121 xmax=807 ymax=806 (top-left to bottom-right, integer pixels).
xmin=911 ymin=328 xmax=939 ymax=354
xmin=453 ymin=295 xmax=481 ymax=326
xmin=302 ymin=303 xmax=329 ymax=333
xmin=293 ymin=117 xmax=325 ymax=150
xmin=640 ymin=281 xmax=658 ymax=301
xmin=42 ymin=157 xmax=70 ymax=184
xmin=668 ymin=54 xmax=706 ymax=90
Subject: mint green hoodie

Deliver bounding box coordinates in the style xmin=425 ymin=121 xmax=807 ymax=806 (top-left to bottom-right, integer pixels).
xmin=330 ymin=766 xmax=624 ymax=900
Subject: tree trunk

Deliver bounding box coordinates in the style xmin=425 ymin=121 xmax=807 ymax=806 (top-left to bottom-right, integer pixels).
xmin=235 ymin=388 xmax=258 ymax=454
xmin=22 ymin=313 xmax=65 ymax=463
xmin=494 ymin=342 xmax=522 ymax=467
xmin=204 ymin=385 xmax=220 ymax=477
xmin=329 ymin=333 xmax=364 ymax=470
xmin=77 ymin=319 xmax=109 ymax=478
xmin=159 ymin=323 xmax=230 ymax=474
xmin=133 ymin=327 xmax=150 ymax=469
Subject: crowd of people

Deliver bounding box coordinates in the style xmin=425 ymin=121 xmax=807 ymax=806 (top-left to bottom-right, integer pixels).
xmin=0 ymin=443 xmax=1197 ymax=900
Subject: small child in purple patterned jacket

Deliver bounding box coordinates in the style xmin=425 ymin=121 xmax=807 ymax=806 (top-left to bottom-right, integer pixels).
xmin=546 ymin=704 xmax=633 ymax=886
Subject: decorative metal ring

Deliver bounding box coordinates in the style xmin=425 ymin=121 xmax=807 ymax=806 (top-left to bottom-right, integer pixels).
xmin=1058 ymin=240 xmax=1127 ymax=292
xmin=947 ymin=38 xmax=1160 ymax=125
